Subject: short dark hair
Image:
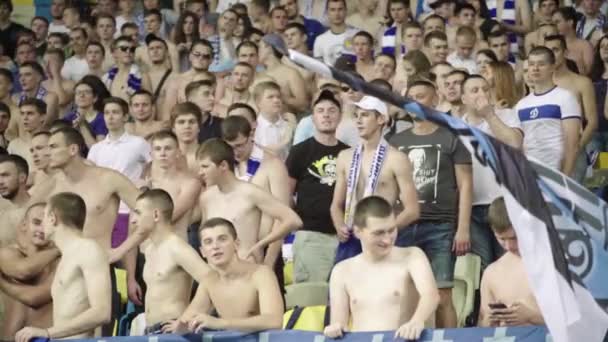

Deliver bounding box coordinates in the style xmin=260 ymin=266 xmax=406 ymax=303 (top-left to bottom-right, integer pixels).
xmin=488 ymin=197 xmax=512 ymax=233
xmin=185 ymin=79 xmax=215 ymax=98
xmin=87 ymin=41 xmax=105 ymax=56
xmin=407 ymin=79 xmax=436 ymax=95
xmin=196 ymin=138 xmax=235 ymax=171
xmin=227 ymin=102 xmax=257 ymax=121
xmin=103 ymin=97 xmax=129 ymax=115
xmin=544 ymin=34 xmax=567 ymax=50
xmin=31 ymin=16 xmax=49 ymax=26
xmin=130 ymin=89 xmax=154 ymax=103
xmin=45 ymin=47 xmax=65 ymax=63
xmin=353 ymin=196 xmax=393 ymax=228
xmin=150 ymin=130 xmax=178 ymax=145
xmin=424 ymin=30 xmax=447 ymax=46
xmin=0 ymin=101 xmax=10 ymax=117
xmin=51 ymin=127 xmax=86 ymax=155
xmin=0 ymin=154 xmax=29 ymax=176
xmin=353 ymin=30 xmax=374 ymax=45
xmin=32 ymin=130 xmax=50 ymax=139
xmin=121 ymin=22 xmax=139 ymax=32
xmin=455 ymin=2 xmax=476 ymax=16
xmin=461 ymin=74 xmax=487 ymax=90
xmin=370 ymin=78 xmax=393 ymax=91
xmin=171 ymin=102 xmax=202 ymax=128
xmin=144 ymin=8 xmax=162 ymax=20
xmin=528 ymin=45 xmax=556 ymax=64
xmin=556 ymin=7 xmax=577 ymax=29
xmin=96 ymin=13 xmax=116 ymax=26
xmin=221 ymin=115 xmax=252 ymax=141
xmin=70 ymin=27 xmax=88 ymax=40
xmin=113 ymin=35 xmax=134 ymax=50
xmin=19 ymin=61 xmax=45 ymax=77
xmin=488 ymin=29 xmax=508 ymax=41
xmin=199 ymin=217 xmax=238 ymax=239
xmin=0 ymin=68 xmax=12 ymax=83
xmin=137 ymin=188 xmax=174 ymax=222
xmin=48 ymin=192 xmax=87 ymax=230
xmin=447 ymin=69 xmax=469 ymax=79
xmin=237 ymin=41 xmax=259 ymax=56
xmin=190 ymin=39 xmax=214 ymax=53
xmin=284 ymin=22 xmax=306 ymax=36
xmin=0 ymin=0 xmax=13 ymax=13
xmin=19 ymin=98 xmax=47 ymax=114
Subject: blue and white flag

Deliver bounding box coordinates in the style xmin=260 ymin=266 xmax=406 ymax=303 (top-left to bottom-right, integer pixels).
xmin=284 ymin=49 xmax=608 ymax=342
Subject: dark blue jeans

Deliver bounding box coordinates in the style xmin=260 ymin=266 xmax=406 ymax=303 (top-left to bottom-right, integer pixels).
xmin=469 ymin=205 xmax=504 ymax=271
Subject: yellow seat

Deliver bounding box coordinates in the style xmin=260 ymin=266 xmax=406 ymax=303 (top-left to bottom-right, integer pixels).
xmin=114 ymin=268 xmax=128 ymax=305
xmin=452 ymin=253 xmax=482 ymax=327
xmin=285 ymin=282 xmax=329 ymax=310
xmin=284 ymin=261 xmax=294 ymax=286
xmin=283 ymin=305 xmax=327 ymax=332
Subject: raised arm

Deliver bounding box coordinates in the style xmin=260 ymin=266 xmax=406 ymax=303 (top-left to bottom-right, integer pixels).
xmin=324 ymin=264 xmax=350 ymax=338
xmin=0 ymin=247 xmax=60 ymax=281
xmin=172 ymin=178 xmax=202 ymax=222
xmin=171 ymin=236 xmax=211 ymax=283
xmin=48 ymin=244 xmax=111 ymax=338
xmin=284 ymin=70 xmax=310 ymax=113
xmin=393 ymin=151 xmax=420 ymax=229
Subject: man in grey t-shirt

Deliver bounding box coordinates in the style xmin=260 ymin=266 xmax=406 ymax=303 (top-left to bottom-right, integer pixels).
xmin=389 ymin=80 xmax=472 ymax=329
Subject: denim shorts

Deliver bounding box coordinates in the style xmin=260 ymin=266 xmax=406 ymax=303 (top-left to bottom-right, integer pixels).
xmin=396 ymin=221 xmax=456 ymax=288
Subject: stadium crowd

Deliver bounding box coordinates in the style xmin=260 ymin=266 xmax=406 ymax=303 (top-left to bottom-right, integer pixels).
xmin=0 ymin=0 xmax=602 ymax=339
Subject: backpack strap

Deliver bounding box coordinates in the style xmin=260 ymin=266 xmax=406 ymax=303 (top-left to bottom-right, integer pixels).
xmin=285 ymin=306 xmax=305 ymax=330
xmin=153 ymin=69 xmax=172 ymax=101
xmin=323 ymin=305 xmax=331 ymax=327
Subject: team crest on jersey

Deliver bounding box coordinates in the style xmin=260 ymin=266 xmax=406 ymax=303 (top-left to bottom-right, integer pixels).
xmin=530 ymin=107 xmax=539 ymax=119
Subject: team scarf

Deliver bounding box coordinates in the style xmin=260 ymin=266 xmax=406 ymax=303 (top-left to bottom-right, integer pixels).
xmin=343 ymin=139 xmax=388 ymax=229
xmin=19 ymin=86 xmax=47 ymax=105
xmin=102 ymin=64 xmax=143 ymax=96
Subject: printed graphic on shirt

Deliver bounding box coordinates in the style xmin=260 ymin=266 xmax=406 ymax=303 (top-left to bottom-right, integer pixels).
xmin=399 ymin=144 xmax=441 ymax=204
xmin=308 ymin=155 xmax=338 ymax=186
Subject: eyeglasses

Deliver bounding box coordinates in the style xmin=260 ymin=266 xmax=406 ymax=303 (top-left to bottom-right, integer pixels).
xmin=118 ymin=46 xmax=136 ymax=53
xmin=75 ymin=89 xmax=93 ymax=96
xmin=340 ymin=85 xmax=351 ymax=92
xmin=191 ymin=51 xmax=212 ymax=60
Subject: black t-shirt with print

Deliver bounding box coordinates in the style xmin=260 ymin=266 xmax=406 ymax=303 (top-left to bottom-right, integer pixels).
xmin=286 ymin=137 xmax=349 ymax=234
xmin=389 ymin=125 xmax=471 ymax=223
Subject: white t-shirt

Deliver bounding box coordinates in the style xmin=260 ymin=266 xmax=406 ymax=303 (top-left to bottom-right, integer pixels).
xmin=446 ymin=52 xmax=477 ymax=74
xmin=255 ymin=114 xmax=292 ymax=161
xmin=61 ymin=55 xmax=89 ymax=82
xmin=88 ymin=132 xmax=152 ymax=213
xmin=515 ymin=86 xmax=581 ymax=171
xmin=463 ymin=108 xmax=522 ymax=205
xmin=48 ymin=22 xmax=69 ymax=34
xmin=313 ymin=27 xmax=358 ymax=66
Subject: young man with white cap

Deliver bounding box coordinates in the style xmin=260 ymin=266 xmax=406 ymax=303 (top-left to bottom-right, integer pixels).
xmin=330 ymin=95 xmax=420 ymax=264
xmin=388 ymin=80 xmax=472 ymax=329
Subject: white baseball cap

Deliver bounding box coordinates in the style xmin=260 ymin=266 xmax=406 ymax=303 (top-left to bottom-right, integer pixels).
xmin=353 ymin=96 xmax=389 ymax=118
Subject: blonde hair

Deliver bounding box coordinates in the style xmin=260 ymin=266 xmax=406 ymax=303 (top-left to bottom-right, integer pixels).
xmin=490 ymin=61 xmax=520 ymax=108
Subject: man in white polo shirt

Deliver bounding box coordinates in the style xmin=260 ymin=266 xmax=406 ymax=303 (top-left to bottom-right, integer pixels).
xmin=87 ymin=97 xmax=151 ymax=248
xmin=253 ymin=81 xmax=293 ymax=161
xmin=515 ymin=46 xmax=581 ymax=176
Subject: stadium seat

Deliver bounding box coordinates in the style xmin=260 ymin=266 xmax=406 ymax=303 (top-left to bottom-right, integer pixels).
xmin=283 ymin=305 xmax=328 ymax=331
xmin=114 ymin=268 xmax=129 ymax=305
xmin=284 ymin=261 xmax=294 ymax=286
xmin=285 ymin=282 xmax=329 ymax=309
xmin=452 ymin=253 xmax=482 ymax=327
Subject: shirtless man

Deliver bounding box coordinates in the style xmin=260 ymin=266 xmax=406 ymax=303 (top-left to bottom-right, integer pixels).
xmin=324 ymin=196 xmax=439 ymax=340
xmin=14 ymin=192 xmax=111 ymax=341
xmin=221 ymin=116 xmax=290 ymax=267
xmin=478 ymin=197 xmax=543 ymax=327
xmin=352 ymin=31 xmax=375 ymax=81
xmin=42 ymin=48 xmax=75 ymax=111
xmin=136 ymin=11 xmax=179 ymax=71
xmin=282 ymin=23 xmax=315 ymax=91
xmin=0 ymin=203 xmax=58 ymax=340
xmin=8 ymin=99 xmax=46 ymax=169
xmin=257 ymin=34 xmax=309 ymax=114
xmin=196 ymin=138 xmax=302 ymax=262
xmin=104 ymin=36 xmax=153 ymax=103
xmin=218 ymin=62 xmax=257 ymax=116
xmin=552 ymin=7 xmax=593 ymax=75
xmin=166 ymin=217 xmax=283 ymax=333
xmin=148 ymin=131 xmax=202 ymax=239
xmin=28 ymin=131 xmax=52 ymax=190
xmin=129 ymin=189 xmax=210 ymax=333
xmin=330 ymin=96 xmax=419 ymax=263
xmin=163 ymin=40 xmax=215 ymax=119
xmin=171 ymin=102 xmax=202 ymax=175
xmin=0 ymin=155 xmax=30 ymax=246
xmin=544 ymin=35 xmax=597 ymax=169
xmin=85 ymin=42 xmax=106 ymax=78
xmin=126 ymin=90 xmax=166 ymax=140
xmin=144 ymin=35 xmax=174 ymax=115
xmin=13 ymin=62 xmax=59 ymax=127
xmin=95 ymin=14 xmax=117 ymax=71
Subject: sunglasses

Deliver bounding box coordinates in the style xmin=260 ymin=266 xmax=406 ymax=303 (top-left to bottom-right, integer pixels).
xmin=340 ymin=85 xmax=351 ymax=92
xmin=118 ymin=46 xmax=136 ymax=53
xmin=191 ymin=51 xmax=212 ymax=60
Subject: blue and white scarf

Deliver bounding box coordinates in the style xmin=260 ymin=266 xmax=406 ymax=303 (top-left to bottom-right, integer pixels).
xmin=343 ymin=139 xmax=389 ymax=229
xmin=102 ymin=64 xmax=143 ymax=96
xmin=19 ymin=86 xmax=47 ymax=105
